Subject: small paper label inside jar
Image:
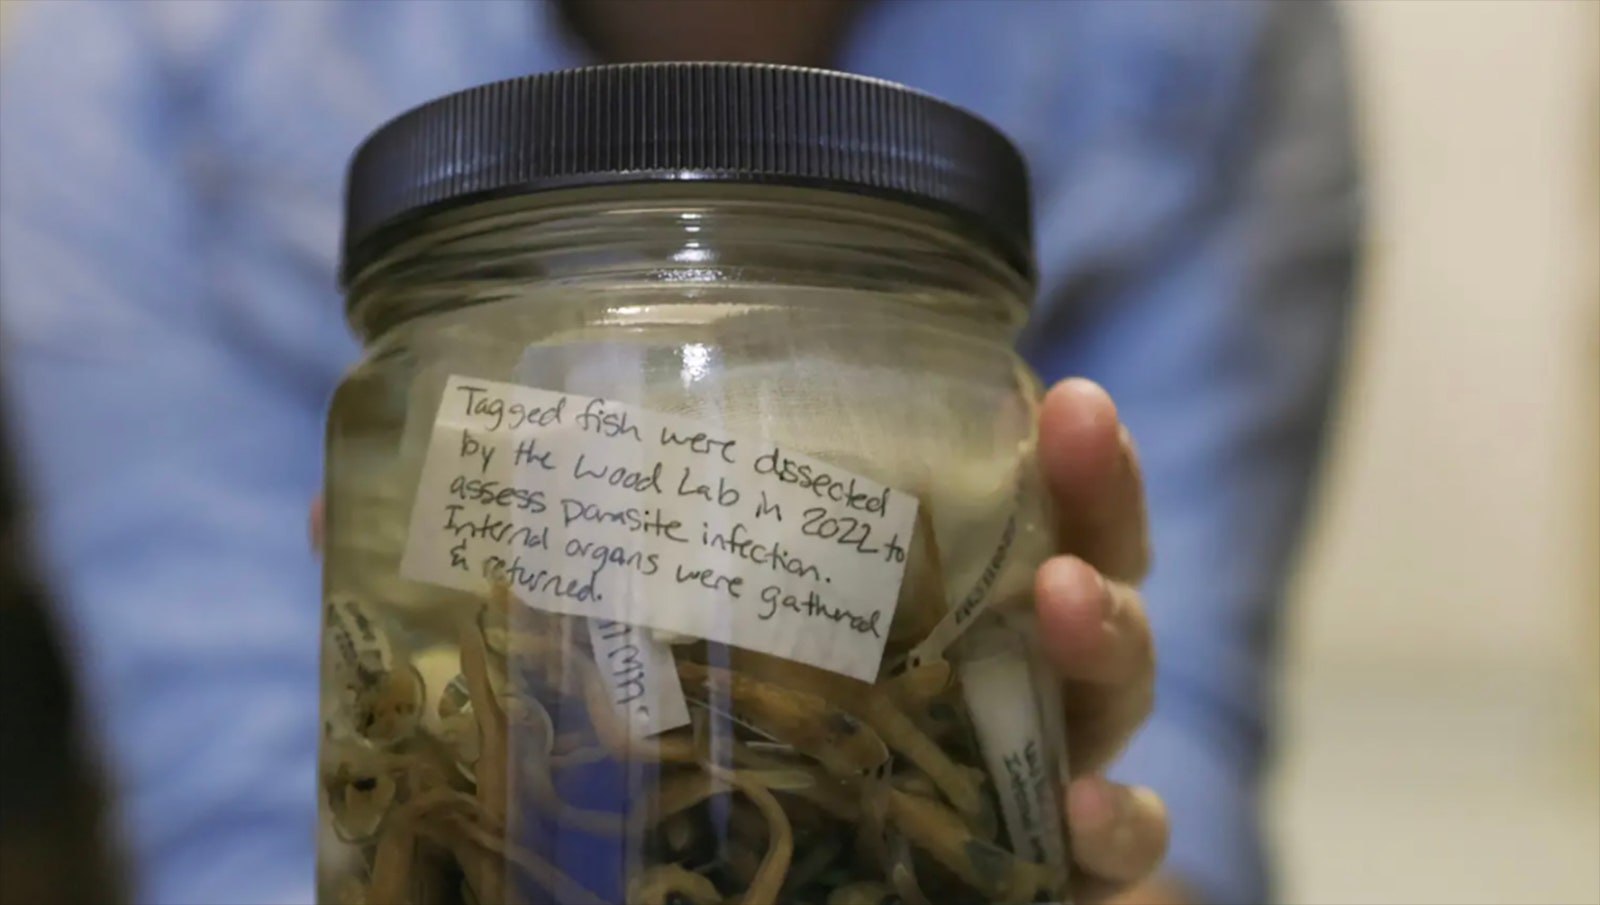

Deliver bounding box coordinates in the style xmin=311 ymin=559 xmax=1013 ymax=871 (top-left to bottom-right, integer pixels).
xmin=400 ymin=375 xmax=919 ymax=681
xmin=959 ymin=631 xmax=1068 ymax=873
xmin=586 ymin=618 xmax=691 ymax=738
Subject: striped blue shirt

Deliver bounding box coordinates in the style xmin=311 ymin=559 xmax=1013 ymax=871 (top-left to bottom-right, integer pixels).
xmin=0 ymin=2 xmax=1359 ymax=902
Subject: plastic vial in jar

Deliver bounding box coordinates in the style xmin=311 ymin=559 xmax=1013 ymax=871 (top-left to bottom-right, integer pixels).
xmin=318 ymin=62 xmax=1071 ymax=905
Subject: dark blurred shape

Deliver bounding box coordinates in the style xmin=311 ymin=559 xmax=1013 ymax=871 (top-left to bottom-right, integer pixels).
xmin=0 ymin=386 xmax=125 ymax=905
xmin=557 ymin=0 xmax=858 ymax=66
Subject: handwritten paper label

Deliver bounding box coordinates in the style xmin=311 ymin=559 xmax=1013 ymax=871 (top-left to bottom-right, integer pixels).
xmin=587 ymin=618 xmax=691 ymax=737
xmin=958 ymin=630 xmax=1068 ymax=872
xmin=400 ymin=375 xmax=919 ymax=681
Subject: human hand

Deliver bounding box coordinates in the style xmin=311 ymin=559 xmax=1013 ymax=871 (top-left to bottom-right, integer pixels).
xmin=308 ymin=377 xmax=1174 ymax=902
xmin=1034 ymin=378 xmax=1172 ymax=903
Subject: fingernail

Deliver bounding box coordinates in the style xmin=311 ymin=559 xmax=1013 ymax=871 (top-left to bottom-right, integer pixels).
xmin=1095 ymin=567 xmax=1118 ymax=622
xmin=1070 ymin=775 xmax=1117 ymax=829
xmin=1110 ymin=785 xmax=1138 ymax=851
xmin=1062 ymin=377 xmax=1117 ymax=420
xmin=1041 ymin=557 xmax=1074 ymax=604
xmin=1114 ymin=786 xmax=1163 ymax=852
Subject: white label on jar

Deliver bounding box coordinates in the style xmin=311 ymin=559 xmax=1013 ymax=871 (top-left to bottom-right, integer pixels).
xmin=586 ymin=617 xmax=691 ymax=738
xmin=958 ymin=634 xmax=1067 ymax=872
xmin=400 ymin=375 xmax=919 ymax=682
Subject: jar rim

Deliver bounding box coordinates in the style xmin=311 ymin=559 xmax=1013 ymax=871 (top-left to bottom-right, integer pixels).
xmin=339 ymin=62 xmax=1035 ymax=288
xmin=343 ymin=185 xmax=1034 ymax=339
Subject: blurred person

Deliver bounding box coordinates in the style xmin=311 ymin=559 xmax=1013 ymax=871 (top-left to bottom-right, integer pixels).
xmin=0 ymin=379 xmax=127 ymax=905
xmin=0 ymin=1 xmax=1360 ymax=904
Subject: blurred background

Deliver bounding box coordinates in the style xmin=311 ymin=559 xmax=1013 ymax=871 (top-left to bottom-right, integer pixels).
xmin=1 ymin=1 xmax=1596 ymax=904
xmin=1274 ymin=2 xmax=1600 ymax=903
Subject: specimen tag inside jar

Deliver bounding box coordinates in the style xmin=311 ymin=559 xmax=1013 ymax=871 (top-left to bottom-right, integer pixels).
xmin=400 ymin=375 xmax=919 ymax=681
xmin=906 ymin=508 xmax=1019 ymax=668
xmin=324 ymin=596 xmax=394 ymax=690
xmin=958 ymin=630 xmax=1068 ymax=873
xmin=587 ymin=618 xmax=691 ymax=738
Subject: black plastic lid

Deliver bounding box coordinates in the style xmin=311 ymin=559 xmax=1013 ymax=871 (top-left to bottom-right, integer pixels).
xmin=340 ymin=62 xmax=1034 ymax=287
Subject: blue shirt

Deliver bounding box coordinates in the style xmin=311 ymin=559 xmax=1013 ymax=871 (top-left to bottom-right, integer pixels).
xmin=0 ymin=2 xmax=1359 ymax=903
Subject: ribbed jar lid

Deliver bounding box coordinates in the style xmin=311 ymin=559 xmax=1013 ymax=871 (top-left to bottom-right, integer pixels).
xmin=340 ymin=62 xmax=1034 ymax=287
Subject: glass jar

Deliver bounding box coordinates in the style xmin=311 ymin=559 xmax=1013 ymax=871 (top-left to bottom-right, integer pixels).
xmin=318 ymin=63 xmax=1069 ymax=905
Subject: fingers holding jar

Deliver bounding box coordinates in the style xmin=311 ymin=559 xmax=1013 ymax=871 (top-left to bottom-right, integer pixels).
xmin=1036 ymin=554 xmax=1155 ymax=773
xmin=1066 ymin=776 xmax=1171 ymax=904
xmin=1034 ymin=551 xmax=1168 ymax=902
xmin=1034 ymin=377 xmax=1169 ymax=901
xmin=1038 ymin=378 xmax=1151 ymax=585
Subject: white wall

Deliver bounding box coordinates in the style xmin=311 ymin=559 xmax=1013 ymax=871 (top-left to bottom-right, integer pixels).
xmin=1294 ymin=0 xmax=1598 ymax=674
xmin=1276 ymin=2 xmax=1600 ymax=902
